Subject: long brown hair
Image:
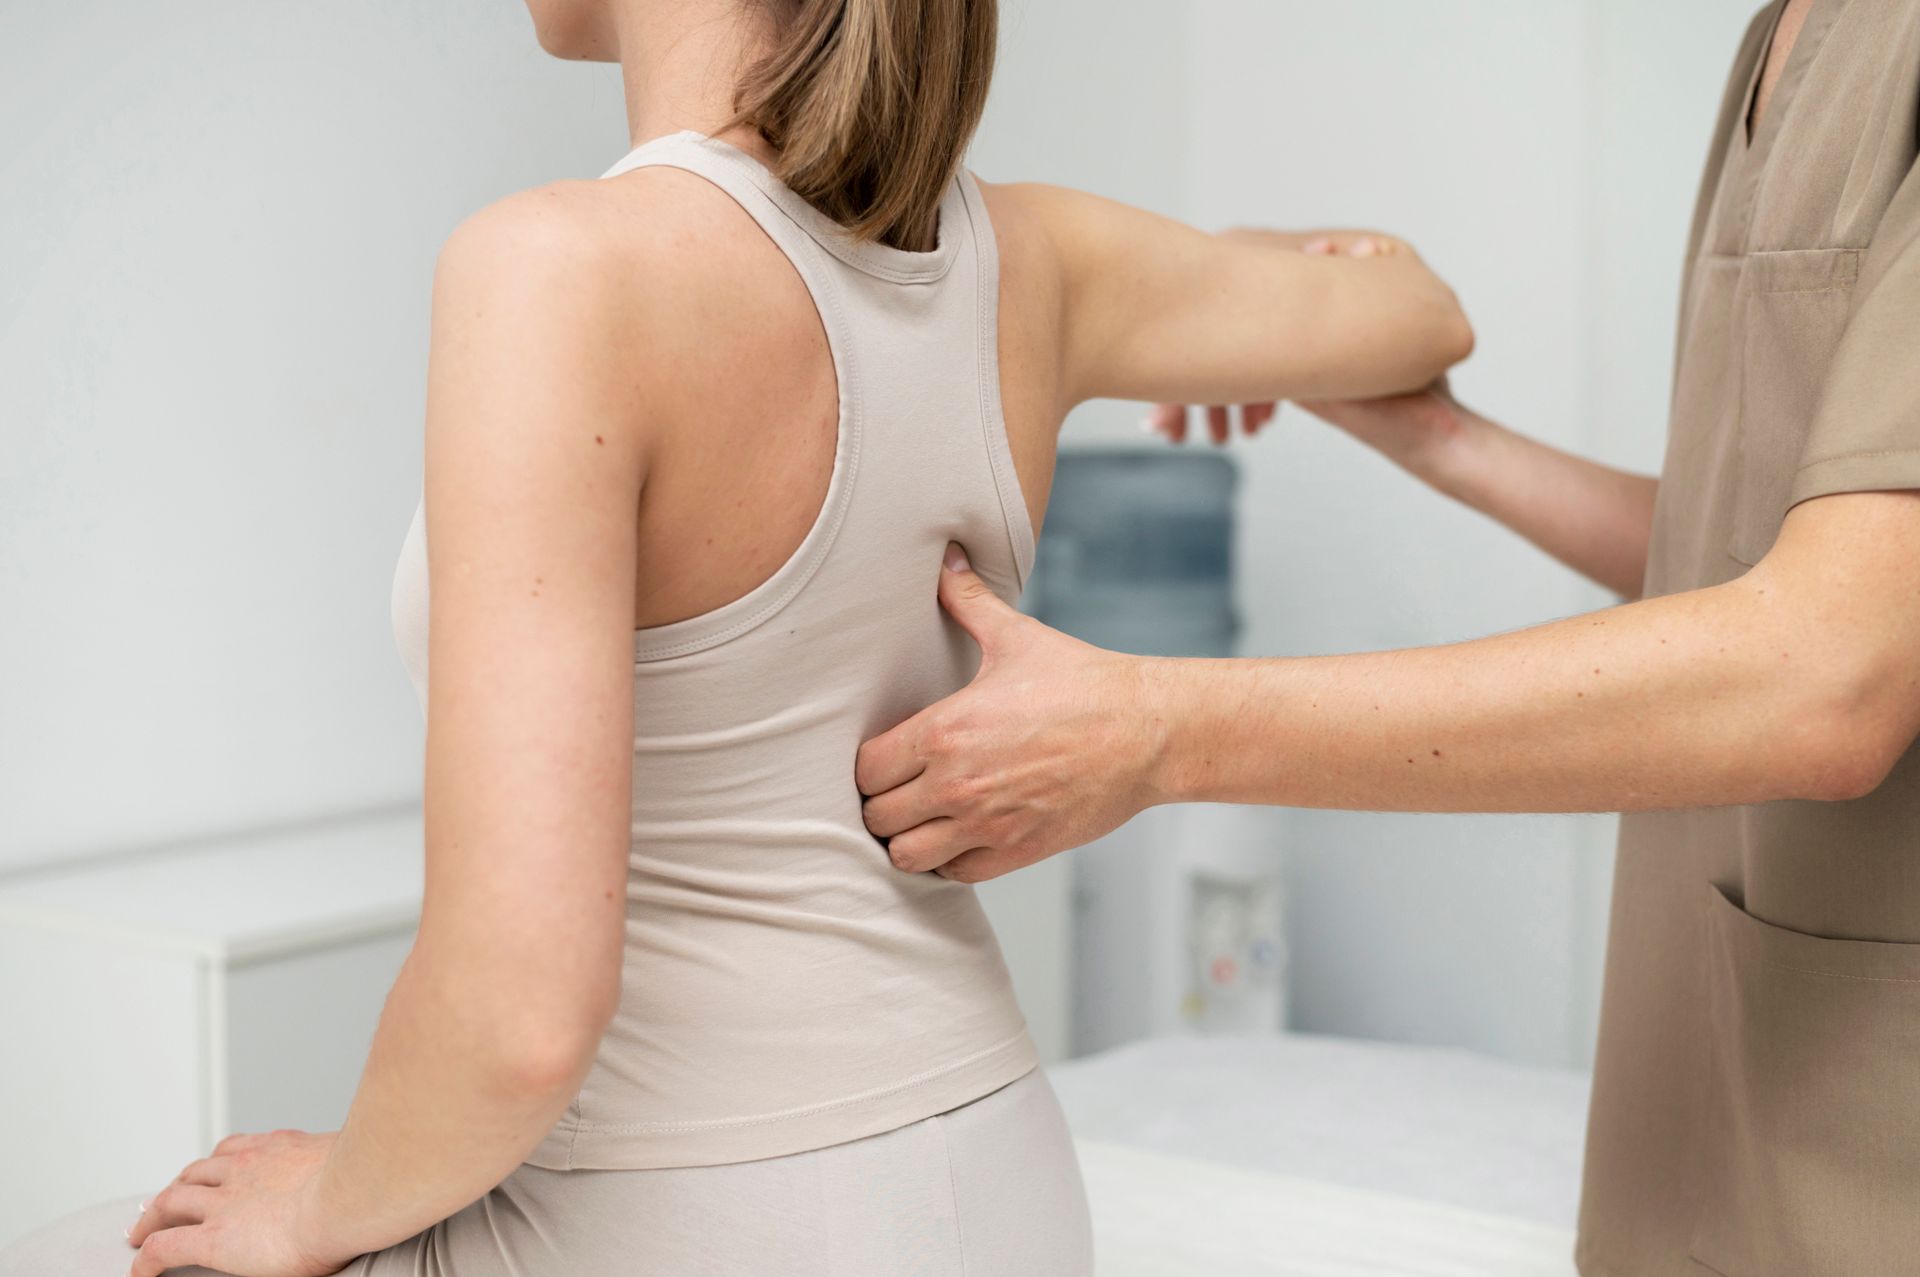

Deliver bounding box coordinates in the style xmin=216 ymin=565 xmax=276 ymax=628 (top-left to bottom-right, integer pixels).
xmin=733 ymin=0 xmax=997 ymax=252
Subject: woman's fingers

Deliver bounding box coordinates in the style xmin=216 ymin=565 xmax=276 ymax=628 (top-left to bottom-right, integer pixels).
xmin=211 ymin=1131 xmax=258 ymax=1157
xmin=1206 ymin=404 xmax=1231 ymax=445
xmin=1148 ymin=402 xmax=1278 ymax=445
xmin=174 ymin=1156 xmax=229 ymax=1187
xmin=128 ymin=1185 xmax=215 ymax=1247
xmin=1145 ymin=402 xmax=1187 ymax=443
xmin=129 ymin=1225 xmax=202 ymax=1277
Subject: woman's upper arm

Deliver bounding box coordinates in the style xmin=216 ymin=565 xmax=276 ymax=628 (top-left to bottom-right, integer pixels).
xmin=1014 ymin=183 xmax=1472 ymax=407
xmin=412 ymin=188 xmax=651 ymax=1037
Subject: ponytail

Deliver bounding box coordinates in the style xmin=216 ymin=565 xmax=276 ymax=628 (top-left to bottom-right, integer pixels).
xmin=734 ymin=0 xmax=997 ymax=252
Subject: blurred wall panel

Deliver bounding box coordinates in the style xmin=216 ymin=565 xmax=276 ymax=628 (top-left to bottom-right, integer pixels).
xmin=0 ymin=2 xmax=628 ymax=869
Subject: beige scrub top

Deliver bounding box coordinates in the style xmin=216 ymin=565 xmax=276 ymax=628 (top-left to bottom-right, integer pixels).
xmin=1576 ymin=2 xmax=1920 ymax=1275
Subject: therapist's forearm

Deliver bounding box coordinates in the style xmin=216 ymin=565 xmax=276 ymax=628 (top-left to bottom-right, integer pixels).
xmin=1146 ymin=572 xmax=1876 ymax=814
xmin=299 ymin=938 xmax=600 ymax=1259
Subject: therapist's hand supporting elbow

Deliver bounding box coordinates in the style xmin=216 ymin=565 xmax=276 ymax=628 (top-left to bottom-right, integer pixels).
xmin=859 ymin=487 xmax=1920 ymax=882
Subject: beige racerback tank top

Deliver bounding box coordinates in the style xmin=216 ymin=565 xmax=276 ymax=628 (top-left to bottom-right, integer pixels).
xmin=388 ymin=130 xmax=1038 ymax=1169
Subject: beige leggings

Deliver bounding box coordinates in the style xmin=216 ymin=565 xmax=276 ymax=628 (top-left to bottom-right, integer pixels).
xmin=2 ymin=1068 xmax=1092 ymax=1277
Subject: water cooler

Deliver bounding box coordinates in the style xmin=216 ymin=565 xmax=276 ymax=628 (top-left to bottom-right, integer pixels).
xmin=1025 ymin=448 xmax=1289 ymax=1056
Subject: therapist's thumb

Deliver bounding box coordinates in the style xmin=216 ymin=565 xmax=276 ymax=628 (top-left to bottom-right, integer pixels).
xmin=938 ymin=543 xmax=1023 ymax=658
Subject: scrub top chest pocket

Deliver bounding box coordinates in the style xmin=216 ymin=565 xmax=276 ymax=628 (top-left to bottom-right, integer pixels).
xmin=1730 ymin=248 xmax=1861 ymax=567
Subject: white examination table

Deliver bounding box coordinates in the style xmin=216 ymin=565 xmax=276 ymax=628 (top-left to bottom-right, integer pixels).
xmin=1053 ymin=1033 xmax=1590 ymax=1276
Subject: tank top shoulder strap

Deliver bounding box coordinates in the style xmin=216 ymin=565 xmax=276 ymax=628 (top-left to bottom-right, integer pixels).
xmin=595 ymin=132 xmax=870 ymax=663
xmin=592 ymin=132 xmax=1031 ymax=659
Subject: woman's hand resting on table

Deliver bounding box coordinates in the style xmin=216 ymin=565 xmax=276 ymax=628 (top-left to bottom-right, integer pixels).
xmin=125 ymin=1128 xmax=353 ymax=1277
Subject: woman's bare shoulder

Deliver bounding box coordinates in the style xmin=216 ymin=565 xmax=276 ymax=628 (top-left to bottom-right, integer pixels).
xmin=435 ymin=170 xmax=761 ymax=324
xmin=426 ymin=169 xmax=799 ymax=441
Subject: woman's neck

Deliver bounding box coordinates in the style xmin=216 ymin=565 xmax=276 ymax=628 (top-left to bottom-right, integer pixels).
xmin=612 ymin=0 xmax=780 ymax=167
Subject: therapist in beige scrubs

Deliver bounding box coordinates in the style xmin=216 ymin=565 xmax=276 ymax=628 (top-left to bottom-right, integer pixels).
xmin=857 ymin=1 xmax=1920 ymax=1272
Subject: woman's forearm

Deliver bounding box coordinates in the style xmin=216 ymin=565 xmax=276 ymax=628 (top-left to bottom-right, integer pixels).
xmin=1148 ymin=567 xmax=1878 ymax=815
xmin=298 ymin=940 xmax=602 ymax=1260
xmin=1429 ymin=406 xmax=1658 ymax=598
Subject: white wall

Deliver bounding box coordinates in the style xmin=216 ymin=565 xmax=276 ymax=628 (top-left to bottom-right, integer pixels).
xmin=1 ymin=2 xmax=633 ymax=870
xmin=976 ymin=0 xmax=1192 ymax=216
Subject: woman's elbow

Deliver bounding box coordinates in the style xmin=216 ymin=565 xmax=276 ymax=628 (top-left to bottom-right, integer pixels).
xmin=479 ymin=970 xmax=620 ymax=1098
xmin=1425 ymin=289 xmax=1475 ymax=371
xmin=1441 ymin=303 xmax=1476 ymax=368
xmin=492 ymin=999 xmax=615 ymax=1096
xmin=496 ymin=1032 xmax=600 ymax=1098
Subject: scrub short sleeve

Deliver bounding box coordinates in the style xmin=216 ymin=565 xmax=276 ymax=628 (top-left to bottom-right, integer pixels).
xmin=1788 ymin=161 xmax=1920 ymax=509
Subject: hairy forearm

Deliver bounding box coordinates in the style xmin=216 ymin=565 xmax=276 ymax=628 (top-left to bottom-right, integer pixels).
xmin=1429 ymin=407 xmax=1658 ymax=598
xmin=1149 ymin=572 xmax=1873 ymax=814
xmin=302 ymin=940 xmax=595 ymax=1257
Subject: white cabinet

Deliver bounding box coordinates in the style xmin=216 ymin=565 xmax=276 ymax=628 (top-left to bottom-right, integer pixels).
xmin=0 ymin=813 xmax=422 ymax=1247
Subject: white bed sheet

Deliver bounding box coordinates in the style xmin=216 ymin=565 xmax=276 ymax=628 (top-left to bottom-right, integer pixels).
xmin=1076 ymin=1138 xmax=1579 ymax=1277
xmin=1052 ymin=1033 xmax=1592 ymax=1229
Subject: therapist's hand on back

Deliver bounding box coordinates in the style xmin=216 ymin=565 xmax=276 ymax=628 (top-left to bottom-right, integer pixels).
xmin=857 ymin=544 xmax=1160 ymax=882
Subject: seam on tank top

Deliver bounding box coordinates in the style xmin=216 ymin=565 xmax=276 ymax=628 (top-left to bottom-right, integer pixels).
xmin=963 ymin=173 xmax=1036 ymax=590
xmin=544 ymin=1029 xmax=1030 ymax=1135
xmin=609 ymin=146 xmax=866 ymax=663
